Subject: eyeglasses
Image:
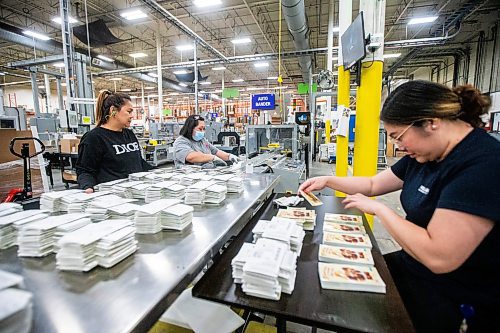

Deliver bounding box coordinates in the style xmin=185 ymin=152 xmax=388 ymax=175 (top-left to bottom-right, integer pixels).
xmin=388 ymin=122 xmax=414 ymax=146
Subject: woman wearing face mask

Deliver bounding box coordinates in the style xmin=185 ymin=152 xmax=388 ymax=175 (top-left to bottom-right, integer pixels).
xmin=173 ymin=114 xmax=238 ymax=168
xmin=76 ymin=90 xmax=155 ymax=193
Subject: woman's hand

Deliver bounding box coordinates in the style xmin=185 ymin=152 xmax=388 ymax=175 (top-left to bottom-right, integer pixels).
xmin=84 ymin=188 xmax=94 ymax=194
xmin=342 ymin=193 xmax=384 ymax=215
xmin=299 ymin=176 xmax=329 ymax=193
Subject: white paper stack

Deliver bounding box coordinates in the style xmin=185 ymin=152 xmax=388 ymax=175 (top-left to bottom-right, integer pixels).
xmin=212 ymin=174 xmax=233 ymax=186
xmin=144 ymin=181 xmax=179 ymax=203
xmin=128 ymin=183 xmax=152 ymax=200
xmin=56 ymin=219 xmax=132 ymax=271
xmin=163 ymin=184 xmax=186 ymax=200
xmin=128 ymin=171 xmax=153 ymax=181
xmin=226 ymin=177 xmax=244 ymax=193
xmin=252 ymin=217 xmax=305 ymax=254
xmin=59 ymin=191 xmax=112 ymax=213
xmin=52 ymin=218 xmax=92 ymax=252
xmin=107 ymin=203 xmax=142 ymax=220
xmin=322 ymin=231 xmax=372 ymax=249
xmin=204 ymin=184 xmax=227 ymax=204
xmin=134 ymin=199 xmax=181 ymax=234
xmin=40 ymin=189 xmax=82 ymax=212
xmin=85 ymin=195 xmax=137 ymax=221
xmin=184 ymin=181 xmax=215 ymax=205
xmin=95 ymin=178 xmax=127 ymax=192
xmin=0 ymin=288 xmax=33 ymax=333
xmin=17 ymin=213 xmax=89 ymax=257
xmin=148 ymin=172 xmax=176 ymax=182
xmin=111 ymin=181 xmax=145 ymax=197
xmin=160 ymin=204 xmax=194 ymax=231
xmin=324 ymin=213 xmax=364 ymax=225
xmin=0 ymin=203 xmax=22 ymax=217
xmin=0 ymin=270 xmax=24 ymax=290
xmin=95 ymin=225 xmax=137 ymax=268
xmin=318 ymin=244 xmax=374 ymax=266
xmin=179 ymin=172 xmax=206 ymax=186
xmin=323 ymin=222 xmax=366 ymax=234
xmin=318 ymin=262 xmax=386 ymax=293
xmin=231 ymin=243 xmax=255 ymax=283
xmin=277 ymin=208 xmax=316 ymax=231
xmin=0 ymin=210 xmax=49 ymax=249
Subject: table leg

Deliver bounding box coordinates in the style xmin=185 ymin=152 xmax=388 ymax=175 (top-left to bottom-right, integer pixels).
xmin=276 ymin=317 xmax=286 ymax=333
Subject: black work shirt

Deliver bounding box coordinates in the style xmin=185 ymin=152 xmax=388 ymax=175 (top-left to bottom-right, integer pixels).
xmin=391 ymin=128 xmax=500 ymax=308
xmin=76 ymin=127 xmax=154 ymax=190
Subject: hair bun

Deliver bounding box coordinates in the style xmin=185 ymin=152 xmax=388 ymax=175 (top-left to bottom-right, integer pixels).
xmin=452 ymin=84 xmax=491 ymax=127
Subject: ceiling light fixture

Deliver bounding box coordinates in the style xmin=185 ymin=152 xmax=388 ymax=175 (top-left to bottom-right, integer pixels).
xmin=176 ymin=44 xmax=194 ymax=51
xmin=23 ymin=30 xmax=51 ymax=41
xmin=129 ymin=52 xmax=148 ymax=58
xmin=120 ymin=10 xmax=148 ymax=20
xmin=408 ymin=16 xmax=438 ymax=25
xmin=383 ymin=53 xmax=401 ymax=59
xmin=53 ymin=62 xmax=65 ymax=68
xmin=51 ymin=16 xmax=78 ymax=24
xmin=232 ymin=79 xmax=244 ymax=83
xmin=267 ymin=76 xmax=278 ymax=80
xmin=193 ymin=0 xmax=222 ymax=8
xmin=109 ymin=78 xmax=122 ymax=81
xmin=332 ymin=26 xmax=340 ymax=32
xmin=254 ymin=62 xmax=269 ymax=68
xmin=120 ymin=88 xmax=132 ymax=92
xmin=173 ymin=70 xmax=188 ymax=75
xmin=231 ymin=38 xmax=251 ymax=44
xmin=212 ymin=66 xmax=226 ymax=71
xmin=200 ymin=81 xmax=211 ymax=85
xmin=144 ymin=86 xmax=156 ymax=90
xmin=97 ymin=55 xmax=114 ymax=62
xmin=179 ymin=83 xmax=188 ymax=87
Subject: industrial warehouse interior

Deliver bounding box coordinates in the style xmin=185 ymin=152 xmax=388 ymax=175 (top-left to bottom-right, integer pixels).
xmin=0 ymin=0 xmax=499 ymax=332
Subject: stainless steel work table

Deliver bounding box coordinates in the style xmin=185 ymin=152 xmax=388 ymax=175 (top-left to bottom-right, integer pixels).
xmin=0 ymin=173 xmax=279 ymax=333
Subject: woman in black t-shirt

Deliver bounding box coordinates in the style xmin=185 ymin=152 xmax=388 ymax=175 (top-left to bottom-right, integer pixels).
xmin=76 ymin=90 xmax=154 ymax=192
xmin=300 ymin=81 xmax=500 ymax=332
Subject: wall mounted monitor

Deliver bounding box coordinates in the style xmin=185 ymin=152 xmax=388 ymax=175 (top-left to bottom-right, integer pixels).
xmin=341 ymin=12 xmax=367 ymax=69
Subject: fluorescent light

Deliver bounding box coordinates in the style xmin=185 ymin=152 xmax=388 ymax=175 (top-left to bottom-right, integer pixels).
xmin=332 ymin=26 xmax=340 ymax=32
xmin=267 ymin=76 xmax=278 ymax=80
xmin=38 ymin=86 xmax=45 ymax=89
xmin=148 ymin=72 xmax=158 ymax=78
xmin=176 ymin=44 xmax=194 ymax=51
xmin=200 ymin=81 xmax=211 ymax=85
xmin=214 ymin=89 xmax=222 ymax=93
xmin=173 ymin=70 xmax=188 ymax=75
xmin=231 ymin=38 xmax=251 ymax=44
xmin=109 ymin=78 xmax=122 ymax=81
xmin=120 ymin=88 xmax=132 ymax=92
xmin=408 ymin=16 xmax=438 ymax=25
xmin=61 ymin=83 xmax=67 ymax=87
xmin=53 ymin=62 xmax=65 ymax=68
xmin=51 ymin=16 xmax=78 ymax=24
xmin=144 ymin=86 xmax=156 ymax=90
xmin=232 ymin=79 xmax=244 ymax=83
xmin=247 ymin=87 xmax=265 ymax=91
xmin=254 ymin=62 xmax=269 ymax=68
xmin=23 ymin=30 xmax=50 ymax=41
xmin=179 ymin=83 xmax=188 ymax=87
xmin=383 ymin=53 xmax=401 ymax=59
xmin=97 ymin=55 xmax=114 ymax=62
xmin=129 ymin=52 xmax=147 ymax=58
xmin=212 ymin=66 xmax=226 ymax=71
xmin=274 ymin=86 xmax=289 ymax=90
xmin=120 ymin=10 xmax=147 ymax=20
xmin=194 ymin=0 xmax=222 ymax=8
xmin=129 ymin=95 xmax=138 ymax=99
xmin=170 ymin=92 xmax=179 ymax=96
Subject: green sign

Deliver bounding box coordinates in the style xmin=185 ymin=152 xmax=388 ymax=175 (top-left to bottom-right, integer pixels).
xmin=163 ymin=109 xmax=172 ymax=116
xmin=297 ymin=83 xmax=318 ymax=94
xmin=222 ymin=88 xmax=240 ymax=99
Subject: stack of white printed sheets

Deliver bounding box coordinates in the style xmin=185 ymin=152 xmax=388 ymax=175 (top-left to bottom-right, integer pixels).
xmin=111 ymin=181 xmax=145 ymax=197
xmin=184 ymin=181 xmax=215 ymax=205
xmin=0 ymin=203 xmax=23 ymax=217
xmin=134 ymin=199 xmax=181 ymax=234
xmin=252 ymin=217 xmax=305 ymax=254
xmin=17 ymin=213 xmax=89 ymax=257
xmin=59 ymin=191 xmax=112 ymax=213
xmin=128 ymin=171 xmax=153 ymax=181
xmin=128 ymin=183 xmax=152 ymax=200
xmin=145 ymin=181 xmax=179 ymax=203
xmin=95 ymin=178 xmax=126 ymax=192
xmin=107 ymin=203 xmax=142 ymax=220
xmin=52 ymin=218 xmax=92 ymax=252
xmin=226 ymin=177 xmax=244 ymax=193
xmin=276 ymin=207 xmax=317 ymax=231
xmin=85 ymin=194 xmax=137 ymax=221
xmin=160 ymin=204 xmax=194 ymax=231
xmin=56 ymin=219 xmax=136 ymax=271
xmin=212 ymin=174 xmax=232 ymax=186
xmin=204 ymin=184 xmax=227 ymax=204
xmin=0 ymin=210 xmax=49 ymax=249
xmin=39 ymin=189 xmax=82 ymax=212
xmin=0 ymin=270 xmax=33 ymax=333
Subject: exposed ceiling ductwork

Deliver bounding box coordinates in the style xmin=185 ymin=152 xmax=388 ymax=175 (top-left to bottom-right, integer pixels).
xmin=282 ymin=0 xmax=312 ymax=83
xmin=0 ymin=22 xmax=191 ymax=93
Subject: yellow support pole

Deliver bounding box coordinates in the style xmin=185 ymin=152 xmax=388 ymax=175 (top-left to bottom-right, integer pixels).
xmin=325 ymin=119 xmax=331 ymax=144
xmin=335 ymin=66 xmax=350 ymax=198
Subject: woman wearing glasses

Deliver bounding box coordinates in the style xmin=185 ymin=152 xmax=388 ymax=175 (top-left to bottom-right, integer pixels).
xmin=173 ymin=114 xmax=238 ymax=168
xmin=299 ymin=80 xmax=499 ymax=332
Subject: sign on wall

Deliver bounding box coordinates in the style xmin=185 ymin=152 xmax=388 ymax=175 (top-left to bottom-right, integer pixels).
xmin=251 ymin=94 xmax=275 ymax=110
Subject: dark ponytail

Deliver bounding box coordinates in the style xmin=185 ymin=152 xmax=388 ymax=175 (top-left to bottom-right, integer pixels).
xmin=381 ymin=80 xmax=491 ymax=128
xmin=95 ymin=90 xmax=131 ymax=126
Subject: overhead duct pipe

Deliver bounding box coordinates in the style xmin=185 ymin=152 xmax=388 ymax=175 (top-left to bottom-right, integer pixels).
xmin=0 ymin=22 xmax=191 ymax=93
xmin=282 ymin=0 xmax=313 ymax=83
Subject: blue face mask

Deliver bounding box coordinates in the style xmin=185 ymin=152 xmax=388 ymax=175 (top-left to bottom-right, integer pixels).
xmin=193 ymin=130 xmax=205 ymax=141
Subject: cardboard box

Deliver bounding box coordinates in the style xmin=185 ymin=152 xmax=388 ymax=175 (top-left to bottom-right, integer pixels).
xmin=60 ymin=138 xmax=80 ymax=154
xmin=0 ymin=129 xmax=37 ymax=164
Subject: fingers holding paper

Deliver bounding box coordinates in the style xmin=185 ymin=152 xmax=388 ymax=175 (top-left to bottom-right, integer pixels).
xmin=298 ymin=176 xmax=328 ymax=193
xmin=342 ymin=193 xmax=384 ymax=215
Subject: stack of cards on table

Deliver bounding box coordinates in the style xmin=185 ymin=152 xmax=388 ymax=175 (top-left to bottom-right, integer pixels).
xmin=85 ymin=195 xmax=137 ymax=221
xmin=184 ymin=181 xmax=215 ymax=205
xmin=112 ymin=181 xmax=145 ymax=197
xmin=0 ymin=270 xmax=33 ymax=333
xmin=318 ymin=213 xmax=385 ymax=293
xmin=39 ymin=189 xmax=81 ymax=212
xmin=212 ymin=174 xmax=232 ymax=186
xmin=160 ymin=204 xmax=194 ymax=231
xmin=95 ymin=178 xmax=126 ymax=192
xmin=252 ymin=217 xmax=305 ymax=254
xmin=232 ymin=238 xmax=298 ymax=300
xmin=56 ymin=219 xmax=136 ymax=271
xmin=52 ymin=218 xmax=92 ymax=252
xmin=277 ymin=207 xmax=316 ymax=231
xmin=128 ymin=171 xmax=153 ymax=181
xmin=0 ymin=210 xmax=49 ymax=249
xmin=226 ymin=177 xmax=244 ymax=193
xmin=134 ymin=199 xmax=181 ymax=234
xmin=179 ymin=173 xmax=202 ymax=186
xmin=17 ymin=213 xmax=89 ymax=257
xmin=128 ymin=183 xmax=152 ymax=200
xmin=59 ymin=191 xmax=112 ymax=213
xmin=0 ymin=203 xmax=22 ymax=217
xmin=145 ymin=181 xmax=179 ymax=203
xmin=204 ymin=184 xmax=227 ymax=204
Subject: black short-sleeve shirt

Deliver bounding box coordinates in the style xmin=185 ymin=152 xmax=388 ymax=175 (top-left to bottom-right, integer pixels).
xmin=391 ymin=128 xmax=500 ymax=308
